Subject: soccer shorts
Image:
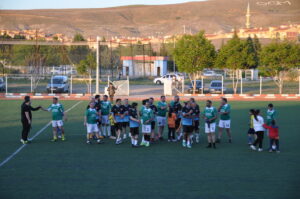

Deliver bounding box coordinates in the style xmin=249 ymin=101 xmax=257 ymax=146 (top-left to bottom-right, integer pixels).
xmin=101 ymin=115 xmax=110 ymax=125
xmin=115 ymin=122 xmax=123 ymax=131
xmin=52 ymin=120 xmax=63 ymax=128
xmin=87 ymin=124 xmax=99 ymax=134
xmin=205 ymin=122 xmax=216 ymax=133
xmin=142 ymin=124 xmax=151 ymax=134
xmin=183 ymin=125 xmax=193 ymax=133
xmin=130 ymin=127 xmax=139 ymax=136
xmin=248 ymin=128 xmax=255 ymax=135
xmin=156 ymin=116 xmax=166 ymax=127
xmin=194 ymin=120 xmax=200 ymax=131
xmin=122 ymin=122 xmax=129 ymax=128
xmin=219 ymin=120 xmax=231 ymax=128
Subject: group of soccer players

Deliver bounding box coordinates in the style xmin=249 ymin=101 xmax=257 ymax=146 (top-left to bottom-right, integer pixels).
xmin=83 ymin=94 xmax=233 ymax=149
xmin=21 ymin=94 xmax=280 ymax=152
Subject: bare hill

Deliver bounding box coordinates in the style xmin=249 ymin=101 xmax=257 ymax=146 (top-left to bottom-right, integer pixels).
xmin=0 ymin=0 xmax=299 ymax=37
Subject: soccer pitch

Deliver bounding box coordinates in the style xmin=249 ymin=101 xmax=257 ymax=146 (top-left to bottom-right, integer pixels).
xmin=0 ymin=100 xmax=299 ymax=199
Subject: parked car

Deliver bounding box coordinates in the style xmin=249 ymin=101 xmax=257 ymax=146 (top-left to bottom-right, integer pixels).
xmin=153 ymin=73 xmax=183 ymax=85
xmin=47 ymin=76 xmax=69 ymax=93
xmin=208 ymin=80 xmax=226 ymax=93
xmin=0 ymin=77 xmax=5 ymax=91
xmin=203 ymin=70 xmax=222 ymax=77
xmin=187 ymin=80 xmax=203 ymax=94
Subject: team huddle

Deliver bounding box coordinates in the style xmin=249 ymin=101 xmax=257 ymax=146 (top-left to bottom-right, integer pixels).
xmin=20 ymin=95 xmax=280 ymax=152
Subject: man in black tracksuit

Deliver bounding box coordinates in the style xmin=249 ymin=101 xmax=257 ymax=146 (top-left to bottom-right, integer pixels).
xmin=21 ymin=96 xmax=41 ymax=144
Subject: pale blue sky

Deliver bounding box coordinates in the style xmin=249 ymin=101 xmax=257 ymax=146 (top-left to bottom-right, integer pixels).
xmin=0 ymin=0 xmax=205 ymax=10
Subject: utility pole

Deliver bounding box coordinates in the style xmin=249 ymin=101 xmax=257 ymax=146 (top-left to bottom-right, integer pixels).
xmin=96 ymin=36 xmax=100 ymax=94
xmin=110 ymin=40 xmax=113 ymax=78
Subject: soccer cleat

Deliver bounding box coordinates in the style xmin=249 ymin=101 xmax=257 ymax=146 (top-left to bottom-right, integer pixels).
xmin=206 ymin=143 xmax=212 ymax=148
xmin=51 ymin=138 xmax=58 ymax=142
xmin=258 ymin=148 xmax=263 ymax=152
xmin=145 ymin=142 xmax=150 ymax=147
xmin=276 ymin=150 xmax=280 ymax=153
xmin=250 ymin=145 xmax=256 ymax=151
xmin=58 ymin=135 xmax=62 ymax=139
xmin=216 ymin=138 xmax=221 ymax=143
xmin=61 ymin=136 xmax=66 ymax=141
xmin=213 ymin=143 xmax=216 ymax=149
xmin=97 ymin=139 xmax=102 ymax=144
xmin=182 ymin=140 xmax=187 ymax=147
xmin=123 ymin=134 xmax=127 ymax=139
xmin=269 ymin=149 xmax=273 ymax=153
xmin=86 ymin=140 xmax=92 ymax=144
xmin=20 ymin=139 xmax=26 ymax=144
xmin=168 ymin=139 xmax=171 ymax=142
xmin=228 ymin=139 xmax=232 ymax=143
xmin=187 ymin=144 xmax=192 ymax=149
xmin=172 ymin=139 xmax=177 ymax=142
xmin=140 ymin=141 xmax=146 ymax=146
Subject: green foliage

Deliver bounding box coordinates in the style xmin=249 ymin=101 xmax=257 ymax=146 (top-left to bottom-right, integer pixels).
xmin=259 ymin=41 xmax=300 ymax=77
xmin=13 ymin=34 xmax=26 ymax=40
xmin=73 ymin=33 xmax=86 ymax=42
xmin=244 ymin=36 xmax=259 ymax=69
xmin=215 ymin=33 xmax=246 ymax=70
xmin=173 ymin=31 xmax=216 ymax=74
xmin=76 ymin=52 xmax=96 ymax=76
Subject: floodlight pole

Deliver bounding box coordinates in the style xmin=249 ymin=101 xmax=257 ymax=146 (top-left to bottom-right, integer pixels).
xmin=221 ymin=75 xmax=224 ymax=95
xmin=240 ymin=76 xmax=243 ymax=94
xmin=5 ymin=75 xmax=8 ymax=95
xmin=96 ymin=36 xmax=100 ymax=94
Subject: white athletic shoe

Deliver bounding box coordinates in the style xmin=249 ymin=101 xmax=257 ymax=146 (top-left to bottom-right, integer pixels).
xmin=196 ymin=136 xmax=200 ymax=143
xmin=258 ymin=148 xmax=263 ymax=152
xmin=123 ymin=134 xmax=127 ymax=139
xmin=250 ymin=145 xmax=257 ymax=151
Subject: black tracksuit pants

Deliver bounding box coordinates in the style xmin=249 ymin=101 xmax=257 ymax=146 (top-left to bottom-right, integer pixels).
xmin=21 ymin=120 xmax=31 ymax=141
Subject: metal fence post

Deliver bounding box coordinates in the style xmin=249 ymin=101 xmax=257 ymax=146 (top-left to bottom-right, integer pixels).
xmin=259 ymin=76 xmax=262 ymax=95
xmin=70 ymin=75 xmax=73 ymax=95
xmin=240 ymin=76 xmax=243 ymax=94
xmin=298 ymin=76 xmax=300 ymax=95
xmin=182 ymin=76 xmax=184 ymax=94
xmin=51 ymin=75 xmax=53 ymax=95
xmin=201 ymin=76 xmax=204 ymax=95
xmin=222 ymin=75 xmax=224 ymax=95
xmin=5 ymin=75 xmax=8 ymax=95
xmin=31 ymin=76 xmax=33 ymax=93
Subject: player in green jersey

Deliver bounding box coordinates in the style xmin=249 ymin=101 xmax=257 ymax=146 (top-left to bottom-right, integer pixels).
xmin=140 ymin=100 xmax=154 ymax=147
xmin=101 ymin=95 xmax=112 ymax=138
xmin=266 ymin=103 xmax=276 ymax=125
xmin=42 ymin=97 xmax=67 ymax=142
xmin=157 ymin=96 xmax=168 ymax=140
xmin=217 ymin=98 xmax=232 ymax=143
xmin=84 ymin=102 xmax=102 ymax=144
xmin=203 ymin=100 xmax=218 ymax=149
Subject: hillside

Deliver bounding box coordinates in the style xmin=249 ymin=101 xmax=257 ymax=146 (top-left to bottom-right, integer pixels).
xmin=0 ymin=0 xmax=299 ymax=37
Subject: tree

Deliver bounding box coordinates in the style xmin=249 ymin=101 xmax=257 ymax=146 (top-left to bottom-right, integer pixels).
xmin=173 ymin=31 xmax=216 ymax=94
xmin=215 ymin=32 xmax=249 ymax=94
xmin=69 ymin=33 xmax=89 ymax=64
xmin=259 ymin=41 xmax=300 ymax=94
xmin=244 ymin=36 xmax=259 ymax=69
xmin=76 ymin=52 xmax=96 ymax=93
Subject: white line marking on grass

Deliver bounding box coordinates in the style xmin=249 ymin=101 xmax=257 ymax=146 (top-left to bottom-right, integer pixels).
xmin=0 ymin=101 xmax=82 ymax=168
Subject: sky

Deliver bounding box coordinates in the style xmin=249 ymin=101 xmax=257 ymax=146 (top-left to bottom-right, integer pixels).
xmin=0 ymin=0 xmax=205 ymax=10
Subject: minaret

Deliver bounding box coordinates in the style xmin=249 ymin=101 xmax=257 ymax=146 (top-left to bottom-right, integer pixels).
xmin=245 ymin=2 xmax=251 ymax=29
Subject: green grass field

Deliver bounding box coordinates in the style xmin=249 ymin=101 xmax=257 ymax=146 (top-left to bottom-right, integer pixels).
xmin=0 ymin=100 xmax=300 ymax=199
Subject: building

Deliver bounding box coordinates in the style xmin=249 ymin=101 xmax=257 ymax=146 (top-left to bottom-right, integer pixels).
xmin=121 ymin=56 xmax=168 ymax=77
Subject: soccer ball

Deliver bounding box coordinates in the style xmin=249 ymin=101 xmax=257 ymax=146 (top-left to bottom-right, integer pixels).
xmin=272 ymin=144 xmax=276 ymax=150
